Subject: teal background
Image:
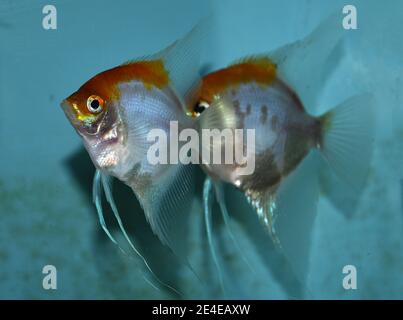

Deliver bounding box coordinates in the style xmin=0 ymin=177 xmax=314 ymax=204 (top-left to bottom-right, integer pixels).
xmin=0 ymin=0 xmax=402 ymax=299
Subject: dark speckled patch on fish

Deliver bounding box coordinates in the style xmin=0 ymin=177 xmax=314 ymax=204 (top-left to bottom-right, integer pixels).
xmin=232 ymin=99 xmax=247 ymax=127
xmin=282 ymin=125 xmax=316 ymax=176
xmin=284 ymin=140 xmax=307 ymax=176
xmin=246 ymin=103 xmax=252 ymax=115
xmin=240 ymin=149 xmax=282 ymax=193
xmin=260 ymin=105 xmax=268 ymax=124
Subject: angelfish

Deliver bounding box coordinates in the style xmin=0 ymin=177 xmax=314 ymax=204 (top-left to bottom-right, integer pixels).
xmin=188 ymin=15 xmax=374 ymax=289
xmin=60 ymin=25 xmax=206 ymax=292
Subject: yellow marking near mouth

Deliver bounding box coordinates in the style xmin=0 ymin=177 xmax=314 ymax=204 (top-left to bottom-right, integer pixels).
xmin=71 ymin=103 xmax=97 ymax=122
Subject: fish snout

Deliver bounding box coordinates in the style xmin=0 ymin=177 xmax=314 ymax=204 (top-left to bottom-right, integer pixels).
xmin=60 ymin=99 xmax=80 ymax=126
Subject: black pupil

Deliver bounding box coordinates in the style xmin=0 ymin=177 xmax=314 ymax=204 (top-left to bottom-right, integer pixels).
xmin=91 ymin=99 xmax=100 ymax=110
xmin=194 ymin=102 xmax=206 ymax=114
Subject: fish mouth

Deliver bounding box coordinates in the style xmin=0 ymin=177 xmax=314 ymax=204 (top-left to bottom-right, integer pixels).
xmin=61 ymin=99 xmax=82 ymax=128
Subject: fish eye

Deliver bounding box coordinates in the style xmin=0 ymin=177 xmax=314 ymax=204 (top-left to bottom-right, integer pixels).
xmin=193 ymin=101 xmax=210 ymax=117
xmin=87 ymin=95 xmax=104 ymax=114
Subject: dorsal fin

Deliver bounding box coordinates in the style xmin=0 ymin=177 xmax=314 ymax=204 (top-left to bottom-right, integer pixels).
xmin=268 ymin=13 xmax=343 ymax=113
xmin=123 ymin=19 xmax=211 ymax=109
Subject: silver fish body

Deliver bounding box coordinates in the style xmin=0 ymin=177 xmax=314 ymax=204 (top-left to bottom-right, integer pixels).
xmin=198 ymin=79 xmax=321 ymax=200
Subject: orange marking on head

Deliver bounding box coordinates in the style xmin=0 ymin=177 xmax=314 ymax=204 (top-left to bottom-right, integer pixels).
xmin=66 ymin=60 xmax=169 ymax=119
xmin=198 ymin=57 xmax=277 ymax=104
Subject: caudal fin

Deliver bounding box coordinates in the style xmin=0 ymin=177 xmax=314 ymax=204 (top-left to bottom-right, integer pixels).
xmin=318 ymin=94 xmax=375 ymax=215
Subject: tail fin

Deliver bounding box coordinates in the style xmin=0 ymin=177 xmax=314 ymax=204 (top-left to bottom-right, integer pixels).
xmin=318 ymin=94 xmax=375 ymax=215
